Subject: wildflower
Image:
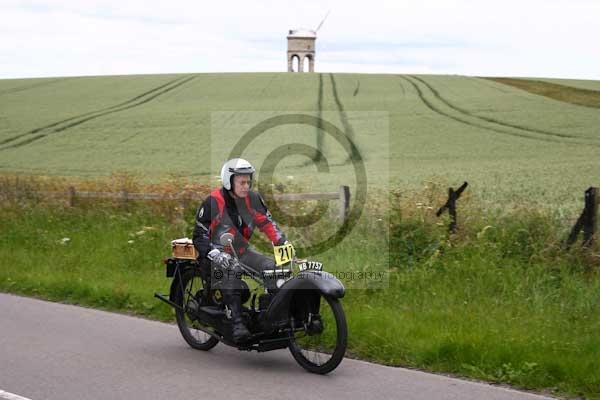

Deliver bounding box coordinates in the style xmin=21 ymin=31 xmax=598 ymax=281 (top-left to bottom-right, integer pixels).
xmin=477 ymin=225 xmax=493 ymax=239
xmin=128 ymin=240 xmax=135 ymax=244
xmin=59 ymin=237 xmax=70 ymax=245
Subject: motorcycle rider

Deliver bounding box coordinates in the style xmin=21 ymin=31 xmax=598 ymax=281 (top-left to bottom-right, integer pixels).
xmin=192 ymin=158 xmax=293 ymax=343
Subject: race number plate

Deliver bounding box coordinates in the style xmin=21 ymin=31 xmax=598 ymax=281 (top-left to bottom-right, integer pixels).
xmin=298 ymin=261 xmax=323 ymax=271
xmin=273 ymin=243 xmax=295 ymax=266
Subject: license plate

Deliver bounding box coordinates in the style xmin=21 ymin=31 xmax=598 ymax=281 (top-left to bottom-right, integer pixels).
xmin=298 ymin=261 xmax=323 ymax=271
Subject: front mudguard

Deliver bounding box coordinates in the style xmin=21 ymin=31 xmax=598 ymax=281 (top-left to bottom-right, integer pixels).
xmin=263 ymin=270 xmax=345 ymax=323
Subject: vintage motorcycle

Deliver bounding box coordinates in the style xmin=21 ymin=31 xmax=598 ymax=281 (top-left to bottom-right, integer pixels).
xmin=154 ymin=233 xmax=347 ymax=374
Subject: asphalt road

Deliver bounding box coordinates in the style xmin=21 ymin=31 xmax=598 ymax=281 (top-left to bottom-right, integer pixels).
xmin=0 ymin=293 xmax=554 ymax=400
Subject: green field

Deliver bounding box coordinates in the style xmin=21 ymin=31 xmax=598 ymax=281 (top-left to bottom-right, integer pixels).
xmin=2 ymin=73 xmax=600 ymax=398
xmin=1 ymin=73 xmax=599 ymax=213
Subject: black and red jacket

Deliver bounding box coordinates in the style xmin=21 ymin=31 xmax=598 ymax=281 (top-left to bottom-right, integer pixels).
xmin=192 ymin=188 xmax=286 ymax=258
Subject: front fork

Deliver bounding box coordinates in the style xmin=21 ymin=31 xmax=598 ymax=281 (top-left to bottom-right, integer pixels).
xmin=305 ymin=312 xmax=324 ymax=335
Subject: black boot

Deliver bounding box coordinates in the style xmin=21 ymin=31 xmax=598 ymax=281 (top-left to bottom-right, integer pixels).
xmin=232 ymin=317 xmax=250 ymax=343
xmin=224 ymin=290 xmax=250 ymax=343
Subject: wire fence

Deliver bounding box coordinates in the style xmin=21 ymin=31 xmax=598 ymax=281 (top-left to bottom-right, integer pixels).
xmin=1 ymin=175 xmax=597 ymax=247
xmin=0 ymin=181 xmax=352 ymax=223
xmin=434 ymin=182 xmax=598 ymax=248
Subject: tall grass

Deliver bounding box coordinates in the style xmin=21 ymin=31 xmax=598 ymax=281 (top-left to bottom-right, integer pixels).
xmin=1 ymin=177 xmax=599 ymax=398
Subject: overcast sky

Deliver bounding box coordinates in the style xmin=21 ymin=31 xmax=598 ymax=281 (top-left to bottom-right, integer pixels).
xmin=1 ymin=0 xmax=599 ymax=80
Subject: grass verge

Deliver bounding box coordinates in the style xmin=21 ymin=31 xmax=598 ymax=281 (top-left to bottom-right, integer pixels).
xmin=1 ymin=196 xmax=599 ymax=399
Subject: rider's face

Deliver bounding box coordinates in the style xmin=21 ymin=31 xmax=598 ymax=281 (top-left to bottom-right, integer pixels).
xmin=232 ymin=175 xmax=251 ymax=198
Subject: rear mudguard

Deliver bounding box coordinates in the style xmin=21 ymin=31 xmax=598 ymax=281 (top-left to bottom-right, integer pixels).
xmin=263 ymin=270 xmax=345 ymax=323
xmin=167 ymin=259 xmax=197 ymax=303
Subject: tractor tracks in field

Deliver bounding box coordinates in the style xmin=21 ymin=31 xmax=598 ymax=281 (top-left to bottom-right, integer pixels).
xmin=300 ymin=73 xmax=326 ymax=166
xmin=329 ymin=73 xmax=362 ymax=161
xmin=0 ymin=75 xmax=196 ymax=151
xmin=304 ymin=73 xmax=360 ymax=165
xmin=411 ymin=75 xmax=582 ymax=140
xmin=315 ymin=73 xmax=325 ymax=160
xmin=400 ymin=75 xmax=600 ymax=147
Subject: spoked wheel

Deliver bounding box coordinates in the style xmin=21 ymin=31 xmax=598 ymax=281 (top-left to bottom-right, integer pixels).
xmin=173 ymin=269 xmax=219 ymax=351
xmin=288 ymin=295 xmax=347 ymax=374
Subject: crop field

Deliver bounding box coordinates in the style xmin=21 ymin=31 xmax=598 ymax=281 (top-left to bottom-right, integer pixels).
xmin=0 ymin=72 xmax=599 ymax=212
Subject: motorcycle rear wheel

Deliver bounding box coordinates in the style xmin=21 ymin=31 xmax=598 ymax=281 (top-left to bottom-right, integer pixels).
xmin=173 ymin=269 xmax=219 ymax=351
xmin=288 ymin=295 xmax=347 ymax=374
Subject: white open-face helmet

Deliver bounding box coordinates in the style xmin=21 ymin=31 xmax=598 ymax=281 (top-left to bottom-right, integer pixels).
xmin=220 ymin=158 xmax=255 ymax=191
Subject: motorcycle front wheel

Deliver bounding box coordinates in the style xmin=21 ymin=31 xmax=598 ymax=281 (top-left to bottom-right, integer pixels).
xmin=288 ymin=295 xmax=347 ymax=374
xmin=172 ymin=268 xmax=219 ymax=351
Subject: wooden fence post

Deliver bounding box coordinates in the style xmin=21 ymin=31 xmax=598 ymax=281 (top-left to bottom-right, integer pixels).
xmin=14 ymin=176 xmax=19 ymax=202
xmin=436 ymin=182 xmax=468 ymax=233
xmin=339 ymin=185 xmax=350 ymax=222
xmin=121 ymin=189 xmax=129 ymax=209
xmin=448 ymin=187 xmax=458 ymax=233
xmin=567 ymin=187 xmax=598 ymax=248
xmin=68 ymin=186 xmax=76 ymax=207
xmin=584 ymin=187 xmax=599 ymax=247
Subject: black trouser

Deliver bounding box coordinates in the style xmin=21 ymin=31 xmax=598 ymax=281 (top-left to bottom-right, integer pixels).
xmin=211 ymin=247 xmax=277 ymax=320
xmin=238 ymin=247 xmax=278 ymax=284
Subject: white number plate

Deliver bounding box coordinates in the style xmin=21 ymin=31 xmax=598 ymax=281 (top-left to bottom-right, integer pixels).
xmin=298 ymin=261 xmax=323 ymax=271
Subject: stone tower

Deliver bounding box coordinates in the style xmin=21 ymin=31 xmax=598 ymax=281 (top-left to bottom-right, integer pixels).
xmin=287 ymin=29 xmax=316 ymax=72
